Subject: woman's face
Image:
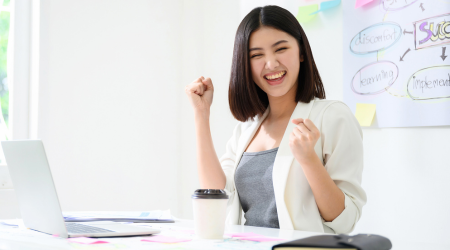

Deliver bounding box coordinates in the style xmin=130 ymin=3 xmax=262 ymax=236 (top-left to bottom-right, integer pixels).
xmin=248 ymin=26 xmax=302 ymax=98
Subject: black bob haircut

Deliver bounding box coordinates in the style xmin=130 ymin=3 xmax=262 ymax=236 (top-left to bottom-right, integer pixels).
xmin=228 ymin=5 xmax=326 ymax=122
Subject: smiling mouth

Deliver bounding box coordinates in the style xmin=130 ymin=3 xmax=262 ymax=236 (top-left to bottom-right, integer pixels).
xmin=264 ymin=71 xmax=286 ymax=80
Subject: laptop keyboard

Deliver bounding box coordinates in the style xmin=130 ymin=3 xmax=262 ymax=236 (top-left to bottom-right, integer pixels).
xmin=66 ymin=223 xmax=115 ymax=234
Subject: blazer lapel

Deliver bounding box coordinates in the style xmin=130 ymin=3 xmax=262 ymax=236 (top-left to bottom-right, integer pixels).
xmin=273 ymin=99 xmax=316 ymax=230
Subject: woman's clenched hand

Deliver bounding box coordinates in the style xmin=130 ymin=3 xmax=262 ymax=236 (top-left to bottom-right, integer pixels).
xmin=289 ymin=118 xmax=320 ymax=164
xmin=185 ymin=76 xmax=214 ymax=117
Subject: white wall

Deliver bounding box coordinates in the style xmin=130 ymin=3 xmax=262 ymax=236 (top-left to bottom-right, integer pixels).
xmin=3 ymin=0 xmax=450 ymax=248
xmin=4 ymin=0 xmax=241 ymax=218
xmin=35 ymin=0 xmax=183 ymax=214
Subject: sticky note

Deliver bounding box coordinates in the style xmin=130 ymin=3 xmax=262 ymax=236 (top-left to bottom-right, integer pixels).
xmin=355 ymin=0 xmax=374 ymax=8
xmin=226 ymin=232 xmax=264 ymax=238
xmin=239 ymin=237 xmax=285 ymax=242
xmin=68 ymin=237 xmax=109 ymax=244
xmin=355 ymin=103 xmax=376 ymax=126
xmin=141 ymin=235 xmax=191 ymax=243
xmin=296 ymin=5 xmax=319 ymax=23
xmin=310 ymin=0 xmax=341 ymax=14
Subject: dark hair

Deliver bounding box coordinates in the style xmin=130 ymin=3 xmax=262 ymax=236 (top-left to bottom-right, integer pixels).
xmin=228 ymin=5 xmax=326 ymax=122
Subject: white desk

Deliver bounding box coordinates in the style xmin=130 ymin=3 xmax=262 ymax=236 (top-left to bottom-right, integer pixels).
xmin=0 ymin=219 xmax=322 ymax=250
xmin=2 ymin=219 xmax=449 ymax=250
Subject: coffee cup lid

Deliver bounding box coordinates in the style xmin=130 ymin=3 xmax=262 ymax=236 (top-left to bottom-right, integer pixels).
xmin=191 ymin=189 xmax=229 ymax=199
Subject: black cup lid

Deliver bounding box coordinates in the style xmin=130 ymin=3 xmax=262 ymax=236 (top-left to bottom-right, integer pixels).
xmin=191 ymin=189 xmax=229 ymax=199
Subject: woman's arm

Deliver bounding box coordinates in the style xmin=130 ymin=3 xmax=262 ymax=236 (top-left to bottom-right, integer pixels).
xmin=319 ymin=102 xmax=366 ymax=233
xmin=194 ymin=111 xmax=226 ymax=189
xmin=296 ymin=152 xmax=345 ymax=222
xmin=290 ymin=102 xmax=366 ymax=234
xmin=289 ymin=118 xmax=345 ymax=222
xmin=185 ymin=76 xmax=226 ymax=189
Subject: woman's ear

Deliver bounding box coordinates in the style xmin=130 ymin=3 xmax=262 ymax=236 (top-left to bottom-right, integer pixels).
xmin=300 ymin=54 xmax=304 ymax=62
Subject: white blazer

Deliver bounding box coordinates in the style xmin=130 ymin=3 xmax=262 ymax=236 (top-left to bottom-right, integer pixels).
xmin=220 ymin=98 xmax=367 ymax=234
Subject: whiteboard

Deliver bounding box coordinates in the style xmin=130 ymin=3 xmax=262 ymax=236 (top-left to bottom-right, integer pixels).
xmin=343 ymin=0 xmax=450 ymax=127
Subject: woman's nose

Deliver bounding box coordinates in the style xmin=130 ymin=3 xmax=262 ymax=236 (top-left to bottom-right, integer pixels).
xmin=265 ymin=54 xmax=280 ymax=70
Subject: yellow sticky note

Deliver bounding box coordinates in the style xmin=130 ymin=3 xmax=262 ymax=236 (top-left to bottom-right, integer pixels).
xmin=355 ymin=103 xmax=376 ymax=126
xmin=296 ymin=4 xmax=318 ymax=23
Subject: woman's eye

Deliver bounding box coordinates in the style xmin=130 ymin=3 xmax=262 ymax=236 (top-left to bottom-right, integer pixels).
xmin=276 ymin=47 xmax=287 ymax=52
xmin=250 ymin=54 xmax=262 ymax=58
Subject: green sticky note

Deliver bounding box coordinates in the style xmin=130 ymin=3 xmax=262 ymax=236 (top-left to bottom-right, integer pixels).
xmin=355 ymin=103 xmax=376 ymax=126
xmin=296 ymin=4 xmax=318 ymax=23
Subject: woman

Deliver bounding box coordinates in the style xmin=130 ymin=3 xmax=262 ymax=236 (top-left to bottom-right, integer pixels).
xmin=185 ymin=5 xmax=366 ymax=234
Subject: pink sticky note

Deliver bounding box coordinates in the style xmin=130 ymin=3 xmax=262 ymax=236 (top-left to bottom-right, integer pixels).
xmin=141 ymin=235 xmax=191 ymax=243
xmin=355 ymin=0 xmax=373 ymax=8
xmin=226 ymin=232 xmax=264 ymax=238
xmin=239 ymin=237 xmax=285 ymax=242
xmin=68 ymin=237 xmax=109 ymax=244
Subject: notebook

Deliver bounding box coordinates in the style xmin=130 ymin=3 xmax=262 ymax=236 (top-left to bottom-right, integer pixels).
xmin=272 ymin=234 xmax=392 ymax=250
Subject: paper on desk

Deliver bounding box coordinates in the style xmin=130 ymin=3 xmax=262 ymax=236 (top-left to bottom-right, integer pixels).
xmin=177 ymin=229 xmax=195 ymax=234
xmin=0 ymin=222 xmax=19 ymax=227
xmin=64 ymin=210 xmax=172 ymax=219
xmin=226 ymin=232 xmax=264 ymax=238
xmin=68 ymin=237 xmax=109 ymax=244
xmin=239 ymin=237 xmax=286 ymax=242
xmin=141 ymin=235 xmax=192 ymax=243
xmin=63 ymin=210 xmax=173 ymax=221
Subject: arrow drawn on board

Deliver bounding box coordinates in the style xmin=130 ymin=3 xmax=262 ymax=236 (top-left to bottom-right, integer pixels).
xmin=419 ymin=3 xmax=425 ymax=11
xmin=403 ymin=30 xmax=413 ymax=35
xmin=400 ymin=48 xmax=411 ymax=61
xmin=384 ymin=87 xmax=409 ymax=98
xmin=441 ymin=47 xmax=447 ymax=61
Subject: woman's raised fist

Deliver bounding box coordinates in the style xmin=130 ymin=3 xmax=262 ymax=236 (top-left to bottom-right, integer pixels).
xmin=185 ymin=76 xmax=214 ymax=115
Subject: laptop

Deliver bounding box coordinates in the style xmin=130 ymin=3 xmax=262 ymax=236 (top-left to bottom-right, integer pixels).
xmin=1 ymin=140 xmax=161 ymax=238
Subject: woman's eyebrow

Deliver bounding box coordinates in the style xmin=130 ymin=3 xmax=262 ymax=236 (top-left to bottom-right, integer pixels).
xmin=249 ymin=40 xmax=288 ymax=52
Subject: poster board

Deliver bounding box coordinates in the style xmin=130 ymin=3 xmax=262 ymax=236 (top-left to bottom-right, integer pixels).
xmin=343 ymin=0 xmax=450 ymax=127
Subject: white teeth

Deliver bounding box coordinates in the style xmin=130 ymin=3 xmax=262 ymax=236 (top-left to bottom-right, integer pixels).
xmin=266 ymin=71 xmax=286 ymax=80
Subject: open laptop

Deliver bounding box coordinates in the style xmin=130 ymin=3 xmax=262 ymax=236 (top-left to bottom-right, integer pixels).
xmin=1 ymin=140 xmax=161 ymax=238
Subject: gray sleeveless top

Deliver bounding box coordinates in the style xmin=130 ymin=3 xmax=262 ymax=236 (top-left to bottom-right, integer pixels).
xmin=234 ymin=147 xmax=280 ymax=228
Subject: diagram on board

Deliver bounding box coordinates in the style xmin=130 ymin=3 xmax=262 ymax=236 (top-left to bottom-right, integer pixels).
xmin=343 ymin=0 xmax=450 ymax=127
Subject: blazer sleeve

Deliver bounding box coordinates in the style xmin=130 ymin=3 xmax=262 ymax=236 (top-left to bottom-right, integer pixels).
xmin=219 ymin=122 xmax=242 ymax=207
xmin=319 ymin=101 xmax=367 ymax=234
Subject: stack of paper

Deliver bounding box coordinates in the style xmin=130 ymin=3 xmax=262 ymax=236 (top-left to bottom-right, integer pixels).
xmin=63 ymin=210 xmax=174 ymax=223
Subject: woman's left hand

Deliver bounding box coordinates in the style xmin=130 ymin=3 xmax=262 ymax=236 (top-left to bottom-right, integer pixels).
xmin=289 ymin=118 xmax=320 ymax=164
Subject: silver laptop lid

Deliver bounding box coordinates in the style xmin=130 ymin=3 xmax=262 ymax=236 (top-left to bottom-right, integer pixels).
xmin=2 ymin=140 xmax=68 ymax=238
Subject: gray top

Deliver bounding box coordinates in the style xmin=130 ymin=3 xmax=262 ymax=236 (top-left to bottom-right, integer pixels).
xmin=234 ymin=147 xmax=280 ymax=228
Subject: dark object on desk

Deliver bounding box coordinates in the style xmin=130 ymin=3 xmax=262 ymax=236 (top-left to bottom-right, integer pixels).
xmin=272 ymin=234 xmax=392 ymax=250
xmin=64 ymin=218 xmax=174 ymax=223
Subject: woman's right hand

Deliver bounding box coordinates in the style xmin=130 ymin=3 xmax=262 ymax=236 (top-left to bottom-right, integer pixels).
xmin=185 ymin=76 xmax=214 ymax=115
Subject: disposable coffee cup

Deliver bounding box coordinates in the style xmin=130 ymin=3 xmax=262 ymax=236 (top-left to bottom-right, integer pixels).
xmin=191 ymin=189 xmax=229 ymax=239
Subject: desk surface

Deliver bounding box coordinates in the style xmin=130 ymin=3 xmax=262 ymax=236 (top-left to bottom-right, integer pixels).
xmin=0 ymin=219 xmax=322 ymax=250
xmin=2 ymin=219 xmax=450 ymax=250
